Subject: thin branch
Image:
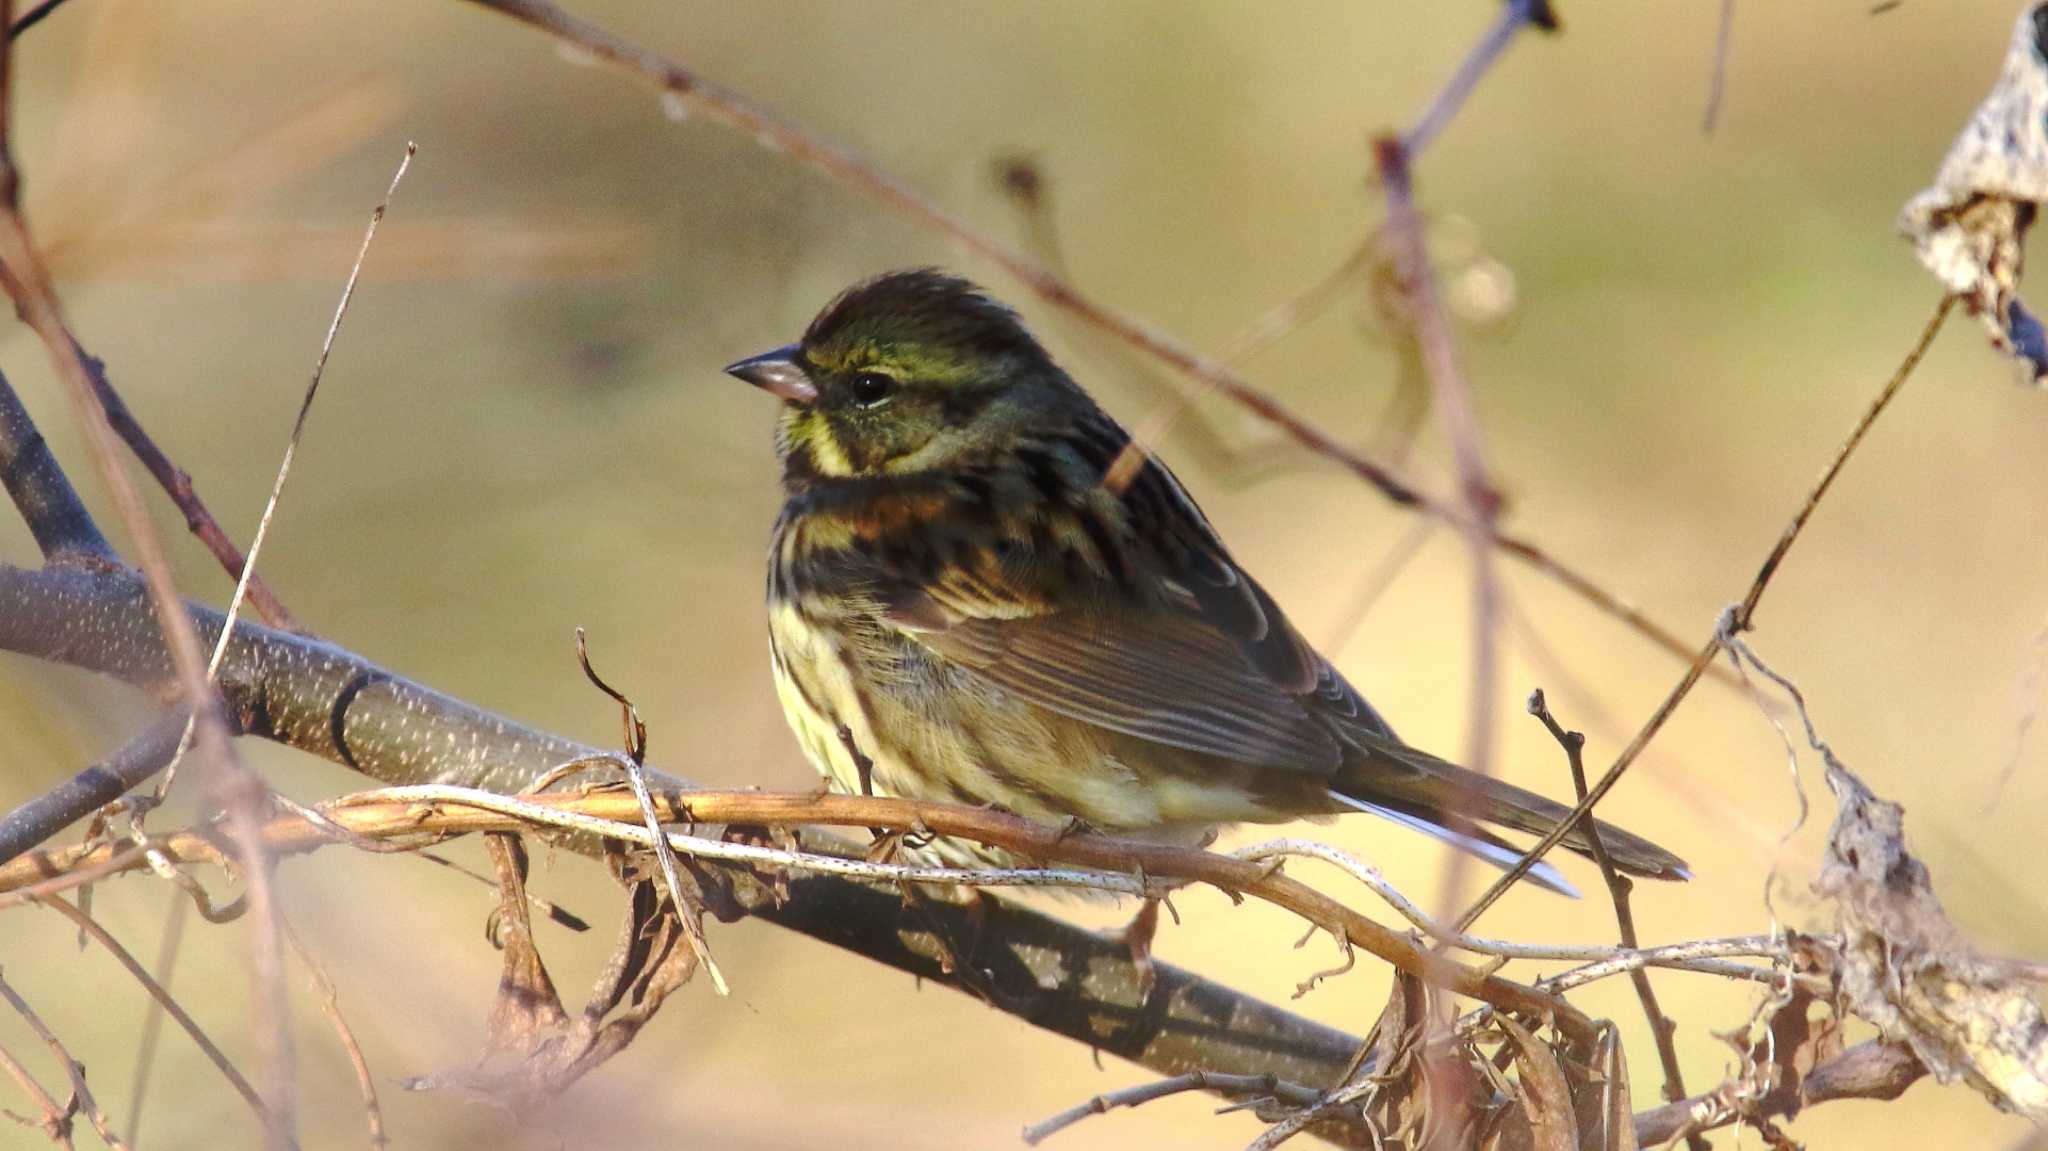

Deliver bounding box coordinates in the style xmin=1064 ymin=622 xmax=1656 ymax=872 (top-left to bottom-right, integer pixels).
xmin=1452 ymin=293 xmax=1956 ymax=931
xmin=1021 ymin=1071 xmax=1323 ymax=1146
xmin=281 ymin=922 xmax=386 ymax=1151
xmin=0 ymin=19 xmax=294 ymax=1137
xmin=207 ymin=142 xmax=412 ymax=669
xmin=462 ymin=0 xmax=1707 ymax=676
xmin=1988 ymin=607 xmax=2048 ymax=810
xmin=1402 ymin=0 xmax=1556 ymax=156
xmin=81 ymin=355 xmax=299 ymax=631
xmin=155 ymin=140 xmax=414 ymax=802
xmin=29 ymin=897 xmax=274 ymax=1136
xmin=0 ymin=972 xmax=129 ymax=1151
xmin=1374 ymin=135 xmax=1502 ymax=925
xmin=1321 ymin=518 xmax=1436 ymax=659
xmin=123 ymin=893 xmax=186 ymax=1150
xmin=8 ymin=0 xmax=70 ymax=36
xmin=0 ymin=1035 xmax=72 ymax=1150
xmin=3 ymin=781 xmax=1601 ymax=1041
xmin=1527 ymin=689 xmax=1702 ymax=1149
xmin=1229 ymin=838 xmax=1784 ymax=971
xmin=1702 ymin=0 xmax=1737 ymax=134
xmin=0 ymin=364 xmax=112 ymax=564
xmin=0 ymin=709 xmax=187 ymax=866
xmin=1633 ymin=1039 xmax=1925 ymax=1145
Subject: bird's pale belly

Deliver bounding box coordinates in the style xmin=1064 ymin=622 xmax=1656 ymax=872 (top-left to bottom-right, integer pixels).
xmin=766 ymin=602 xmax=1297 ymax=863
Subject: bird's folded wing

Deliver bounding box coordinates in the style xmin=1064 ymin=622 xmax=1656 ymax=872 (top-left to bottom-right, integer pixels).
xmin=892 ymin=597 xmax=1343 ymax=773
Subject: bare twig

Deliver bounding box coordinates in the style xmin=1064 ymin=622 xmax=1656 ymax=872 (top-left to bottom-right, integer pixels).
xmin=205 ymin=142 xmax=412 ymax=672
xmin=1702 ymin=0 xmax=1737 ymax=134
xmin=1453 ymin=293 xmax=1956 ymax=931
xmin=1021 ymin=1071 xmax=1323 ymax=1145
xmin=123 ymin=893 xmax=186 ymax=1150
xmin=155 ymin=140 xmax=414 ymax=807
xmin=1216 ymin=239 xmax=1380 ymax=366
xmin=415 ymin=849 xmax=591 ymax=931
xmin=0 ymin=972 xmax=129 ymax=1151
xmin=1231 ymin=838 xmax=1784 ymax=972
xmin=1533 ymin=939 xmax=1809 ymax=999
xmin=1989 ymin=607 xmax=2048 ymax=809
xmin=1322 ymin=518 xmax=1437 ymax=659
xmin=82 ymin=357 xmax=300 ymax=631
xmin=0 ymin=1032 xmax=72 ymax=1149
xmin=0 ymin=13 xmax=294 ymax=1140
xmin=8 ymin=0 xmax=70 ymax=36
xmin=281 ymin=922 xmax=386 ymax=1151
xmin=462 ymin=0 xmax=1706 ymax=676
xmin=29 ymin=897 xmax=274 ymax=1136
xmin=1527 ymin=689 xmax=1703 ymax=1149
xmin=1375 ymin=136 xmax=1502 ymax=927
xmin=1635 ymin=1038 xmax=1924 ymax=1144
xmin=3 ymin=782 xmax=1602 ymax=1041
xmin=1403 ymin=0 xmax=1557 ymax=156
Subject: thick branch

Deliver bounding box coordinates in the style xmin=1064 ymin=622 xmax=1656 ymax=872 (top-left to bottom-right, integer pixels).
xmin=0 ymin=560 xmax=1387 ymax=1126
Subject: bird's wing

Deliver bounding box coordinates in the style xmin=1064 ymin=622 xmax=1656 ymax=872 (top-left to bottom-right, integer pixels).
xmin=897 ymin=599 xmax=1343 ymax=770
xmin=882 ymin=417 xmax=1383 ymax=773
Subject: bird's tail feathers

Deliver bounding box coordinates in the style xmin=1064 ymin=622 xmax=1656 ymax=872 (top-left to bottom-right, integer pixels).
xmin=1328 ymin=792 xmax=1581 ymax=897
xmin=1331 ymin=736 xmax=1692 ymax=887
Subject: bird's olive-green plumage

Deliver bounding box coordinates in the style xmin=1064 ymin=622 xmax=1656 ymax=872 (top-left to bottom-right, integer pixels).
xmin=728 ymin=269 xmax=1689 ymax=888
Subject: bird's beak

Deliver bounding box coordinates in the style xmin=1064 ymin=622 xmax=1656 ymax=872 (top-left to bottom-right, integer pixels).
xmin=723 ymin=344 xmax=817 ymax=404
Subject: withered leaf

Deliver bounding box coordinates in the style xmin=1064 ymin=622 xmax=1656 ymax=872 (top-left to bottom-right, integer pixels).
xmin=1900 ymin=2 xmax=2048 ymax=381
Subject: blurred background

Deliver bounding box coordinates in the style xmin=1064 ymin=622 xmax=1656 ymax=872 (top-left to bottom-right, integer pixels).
xmin=1 ymin=1 xmax=2044 ymax=1147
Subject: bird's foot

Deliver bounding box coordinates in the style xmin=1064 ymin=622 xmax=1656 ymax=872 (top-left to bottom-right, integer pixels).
xmin=1114 ymin=897 xmax=1163 ymax=1003
xmin=1053 ymin=814 xmax=1100 ymax=843
xmin=866 ymin=827 xmax=911 ymax=864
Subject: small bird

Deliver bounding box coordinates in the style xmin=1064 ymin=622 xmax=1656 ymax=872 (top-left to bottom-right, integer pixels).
xmin=727 ymin=269 xmax=1688 ymax=906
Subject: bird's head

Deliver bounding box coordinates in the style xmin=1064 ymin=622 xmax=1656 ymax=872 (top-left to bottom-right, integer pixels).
xmin=725 ymin=269 xmax=1067 ymax=480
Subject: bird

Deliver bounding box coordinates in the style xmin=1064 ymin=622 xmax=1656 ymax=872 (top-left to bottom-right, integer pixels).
xmin=725 ymin=268 xmax=1689 ymax=911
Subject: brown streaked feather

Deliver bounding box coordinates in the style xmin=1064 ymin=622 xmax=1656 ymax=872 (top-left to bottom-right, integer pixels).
xmin=873 ymin=409 xmax=1380 ymax=775
xmin=755 ymin=269 xmax=1690 ymax=884
xmin=901 ymin=608 xmax=1343 ymax=771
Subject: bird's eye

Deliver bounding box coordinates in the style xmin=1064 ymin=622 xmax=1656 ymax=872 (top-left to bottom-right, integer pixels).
xmin=849 ymin=371 xmax=897 ymax=407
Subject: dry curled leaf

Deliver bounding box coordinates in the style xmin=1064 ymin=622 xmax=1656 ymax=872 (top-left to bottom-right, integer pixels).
xmin=1816 ymin=763 xmax=2048 ymax=1120
xmin=401 ymin=833 xmax=702 ymax=1110
xmin=1899 ymin=2 xmax=2048 ymax=381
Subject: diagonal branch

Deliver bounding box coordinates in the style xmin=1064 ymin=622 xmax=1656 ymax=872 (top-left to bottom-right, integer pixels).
xmin=1528 ymin=689 xmax=1704 ymax=1150
xmin=1453 ymin=293 xmax=1957 ymax=930
xmin=0 ymin=12 xmax=293 ymax=1139
xmin=0 ymin=708 xmax=188 ymax=865
xmin=0 ymin=559 xmax=1380 ymax=1129
xmin=463 ymin=0 xmax=1708 ymax=676
xmin=81 ymin=351 xmax=300 ymax=632
xmin=0 ymin=363 xmax=111 ymax=564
